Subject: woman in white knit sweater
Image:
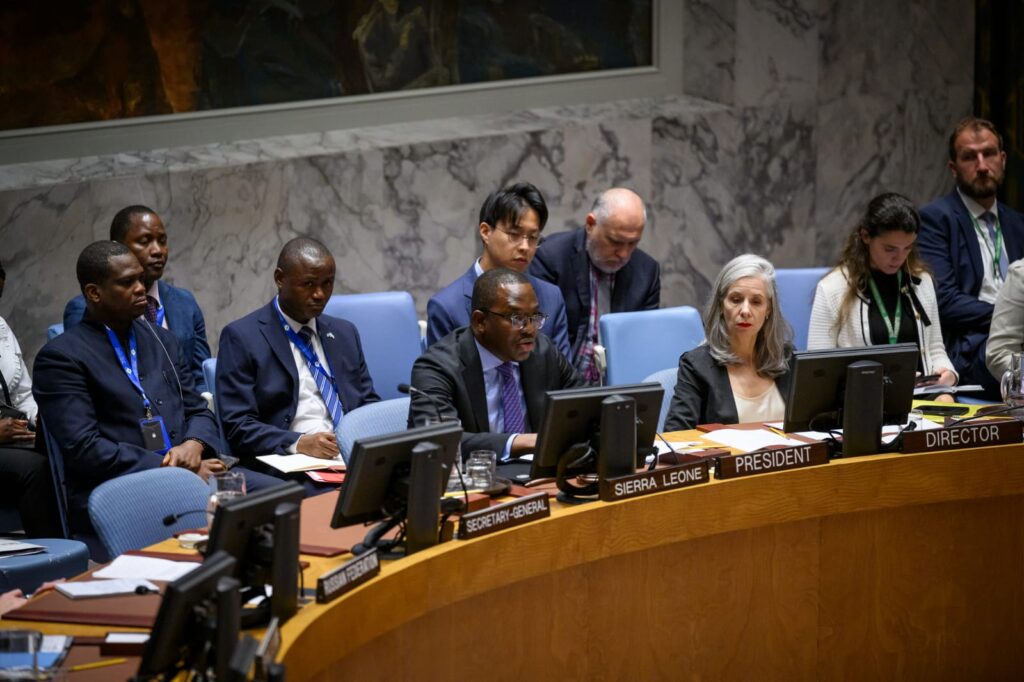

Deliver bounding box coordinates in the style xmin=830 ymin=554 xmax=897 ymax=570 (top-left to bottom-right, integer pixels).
xmin=808 ymin=192 xmax=957 ymax=402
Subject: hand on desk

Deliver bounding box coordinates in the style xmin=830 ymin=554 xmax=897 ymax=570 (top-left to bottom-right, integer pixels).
xmin=162 ymin=440 xmax=204 ymax=471
xmin=0 ymin=417 xmax=34 ymax=446
xmin=919 ymin=368 xmax=957 ymax=403
xmin=297 ymin=432 xmax=341 ymax=459
xmin=197 ymin=458 xmax=227 ymax=481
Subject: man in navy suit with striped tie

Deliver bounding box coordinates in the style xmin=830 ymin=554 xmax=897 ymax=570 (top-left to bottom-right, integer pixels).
xmin=216 ymin=238 xmax=379 ymax=482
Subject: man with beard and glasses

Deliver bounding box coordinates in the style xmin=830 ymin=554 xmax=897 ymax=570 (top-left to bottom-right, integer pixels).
xmin=409 ymin=269 xmax=586 ymax=479
xmin=530 ymin=188 xmax=660 ymax=383
xmin=919 ymin=117 xmax=1024 ymax=399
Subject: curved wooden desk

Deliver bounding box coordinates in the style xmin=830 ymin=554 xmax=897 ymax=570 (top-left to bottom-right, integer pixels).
xmin=280 ymin=443 xmax=1024 ymax=680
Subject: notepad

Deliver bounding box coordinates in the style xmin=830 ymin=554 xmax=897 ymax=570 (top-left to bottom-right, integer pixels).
xmin=257 ymin=453 xmax=346 ymax=473
xmin=56 ymin=579 xmax=159 ymax=600
xmin=93 ymin=555 xmax=200 ymax=581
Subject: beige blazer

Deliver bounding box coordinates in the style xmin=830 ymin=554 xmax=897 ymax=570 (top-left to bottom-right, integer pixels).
xmin=986 ymin=259 xmax=1024 ymax=382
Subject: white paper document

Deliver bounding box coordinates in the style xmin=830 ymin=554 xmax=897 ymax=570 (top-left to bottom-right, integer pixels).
xmin=0 ymin=539 xmax=44 ymax=557
xmin=257 ymin=453 xmax=345 ymax=473
xmin=700 ymin=429 xmax=806 ymax=453
xmin=56 ymin=578 xmax=159 ymax=599
xmin=913 ymin=383 xmax=984 ymax=396
xmin=93 ymin=555 xmax=201 ymax=582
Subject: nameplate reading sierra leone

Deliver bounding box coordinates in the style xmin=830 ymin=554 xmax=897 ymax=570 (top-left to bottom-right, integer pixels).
xmin=900 ymin=419 xmax=1022 ymax=454
xmin=316 ymin=549 xmax=380 ymax=604
xmin=458 ymin=492 xmax=550 ymax=540
xmin=715 ymin=441 xmax=829 ymax=480
xmin=599 ymin=460 xmax=710 ymax=502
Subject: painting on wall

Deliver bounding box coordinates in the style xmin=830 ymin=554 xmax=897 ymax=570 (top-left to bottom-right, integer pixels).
xmin=0 ymin=0 xmax=653 ymax=131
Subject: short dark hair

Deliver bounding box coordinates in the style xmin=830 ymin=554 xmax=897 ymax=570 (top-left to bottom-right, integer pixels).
xmin=471 ymin=268 xmax=529 ymax=312
xmin=76 ymin=241 xmax=132 ymax=293
xmin=478 ymin=183 xmax=548 ymax=233
xmin=110 ymin=205 xmax=158 ymax=242
xmin=948 ymin=117 xmax=1003 ymax=161
xmin=276 ymin=237 xmax=334 ymax=272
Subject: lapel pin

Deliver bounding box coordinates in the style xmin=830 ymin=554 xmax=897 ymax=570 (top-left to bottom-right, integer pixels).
xmin=325 ymin=332 xmax=336 ymax=339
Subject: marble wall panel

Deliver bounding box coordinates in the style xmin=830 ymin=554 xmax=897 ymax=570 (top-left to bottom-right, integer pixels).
xmin=684 ymin=0 xmax=737 ymax=104
xmin=734 ymin=0 xmax=818 ymax=107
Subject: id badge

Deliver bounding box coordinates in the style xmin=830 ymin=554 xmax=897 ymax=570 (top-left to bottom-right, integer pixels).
xmin=140 ymin=417 xmax=172 ymax=455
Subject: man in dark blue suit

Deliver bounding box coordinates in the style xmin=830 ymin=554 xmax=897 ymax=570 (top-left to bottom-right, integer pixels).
xmin=529 ymin=188 xmax=660 ymax=382
xmin=426 ymin=182 xmax=571 ymax=358
xmin=33 ymin=242 xmax=233 ymax=538
xmin=216 ymin=238 xmax=379 ymax=479
xmin=919 ymin=117 xmax=1024 ymax=398
xmin=63 ymin=205 xmax=212 ymax=392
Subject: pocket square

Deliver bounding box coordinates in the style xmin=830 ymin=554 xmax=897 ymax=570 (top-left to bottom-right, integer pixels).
xmin=325 ymin=332 xmax=336 ymax=339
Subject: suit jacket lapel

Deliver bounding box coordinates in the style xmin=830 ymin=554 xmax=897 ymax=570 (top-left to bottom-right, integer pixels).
xmin=457 ymin=330 xmax=490 ymax=433
xmin=157 ymin=281 xmax=183 ymax=332
xmin=610 ymin=259 xmax=633 ymax=312
xmin=258 ymin=301 xmax=299 ymax=386
xmin=460 ymin=265 xmax=478 ymax=319
xmin=952 ymin=192 xmax=985 ymax=284
xmin=999 ymin=200 xmax=1023 ymax=261
xmin=572 ymin=230 xmax=591 ymax=317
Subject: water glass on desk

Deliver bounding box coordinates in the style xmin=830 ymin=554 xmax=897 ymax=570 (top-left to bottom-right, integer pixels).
xmin=466 ymin=450 xmax=497 ymax=489
xmin=206 ymin=470 xmax=246 ymax=526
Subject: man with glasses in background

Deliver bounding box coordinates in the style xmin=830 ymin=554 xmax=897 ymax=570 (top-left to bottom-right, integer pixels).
xmin=426 ymin=182 xmax=571 ymax=358
xmin=410 ymin=269 xmax=586 ymax=474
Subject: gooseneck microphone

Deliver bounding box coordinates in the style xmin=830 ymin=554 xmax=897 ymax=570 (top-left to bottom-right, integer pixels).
xmin=397 ymin=383 xmax=444 ymax=423
xmin=162 ymin=509 xmax=208 ymax=526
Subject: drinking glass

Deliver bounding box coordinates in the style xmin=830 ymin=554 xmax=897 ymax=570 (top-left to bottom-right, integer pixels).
xmin=206 ymin=470 xmax=246 ymax=526
xmin=1000 ymin=351 xmax=1024 ymax=420
xmin=0 ymin=630 xmax=41 ymax=680
xmin=466 ymin=450 xmax=497 ymax=489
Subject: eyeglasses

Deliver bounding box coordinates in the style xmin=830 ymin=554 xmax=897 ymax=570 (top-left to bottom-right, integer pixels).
xmin=479 ymin=309 xmax=548 ymax=330
xmin=494 ymin=225 xmax=542 ymax=247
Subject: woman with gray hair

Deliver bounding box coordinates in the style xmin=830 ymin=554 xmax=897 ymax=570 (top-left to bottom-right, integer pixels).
xmin=664 ymin=254 xmax=794 ymax=430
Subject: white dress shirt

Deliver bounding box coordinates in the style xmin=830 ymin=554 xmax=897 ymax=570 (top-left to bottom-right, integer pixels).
xmin=958 ymin=188 xmax=1004 ymax=304
xmin=0 ymin=316 xmax=37 ymax=425
xmin=275 ymin=299 xmax=335 ymax=453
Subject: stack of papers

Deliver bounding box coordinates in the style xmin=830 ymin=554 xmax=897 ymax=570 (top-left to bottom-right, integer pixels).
xmin=257 ymin=453 xmax=345 ymax=473
xmin=56 ymin=579 xmax=159 ymax=600
xmin=0 ymin=539 xmax=44 ymax=557
xmin=93 ymin=555 xmax=200 ymax=581
xmin=700 ymin=429 xmax=806 ymax=453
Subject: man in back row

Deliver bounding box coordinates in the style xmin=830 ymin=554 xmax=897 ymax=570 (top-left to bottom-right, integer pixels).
xmin=410 ymin=268 xmax=586 ymax=476
xmin=64 ymin=205 xmax=212 ymax=392
xmin=216 ymin=238 xmax=379 ymax=480
xmin=426 ymin=183 xmax=571 ymax=358
xmin=530 ymin=188 xmax=660 ymax=382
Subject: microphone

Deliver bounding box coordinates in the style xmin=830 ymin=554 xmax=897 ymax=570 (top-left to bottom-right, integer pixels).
xmin=397 ymin=383 xmax=444 ymax=423
xmin=947 ymin=402 xmax=1021 ymax=427
xmin=163 ymin=509 xmax=208 ymax=526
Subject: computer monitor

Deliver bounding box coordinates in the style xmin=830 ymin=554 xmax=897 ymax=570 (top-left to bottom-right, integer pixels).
xmin=205 ymin=482 xmax=304 ymax=628
xmin=331 ymin=421 xmax=462 ymax=557
xmin=136 ymin=550 xmax=240 ymax=681
xmin=783 ymin=343 xmax=918 ymax=455
xmin=529 ymin=382 xmax=664 ymax=486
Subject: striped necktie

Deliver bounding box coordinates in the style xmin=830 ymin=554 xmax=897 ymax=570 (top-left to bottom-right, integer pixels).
xmin=145 ymin=296 xmax=160 ymax=324
xmin=496 ymin=362 xmax=526 ymax=433
xmin=299 ymin=326 xmax=344 ymax=429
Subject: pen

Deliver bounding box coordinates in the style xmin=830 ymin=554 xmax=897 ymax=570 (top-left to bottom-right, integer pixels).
xmin=69 ymin=657 xmax=128 ymax=672
xmin=767 ymin=427 xmax=788 ymax=438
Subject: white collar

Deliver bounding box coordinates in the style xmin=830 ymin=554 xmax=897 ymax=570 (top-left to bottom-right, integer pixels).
xmin=275 ymin=297 xmax=317 ymax=335
xmin=474 ymin=338 xmax=515 ymax=373
xmin=957 ymin=187 xmax=1000 ymax=222
xmin=147 ymin=280 xmax=161 ymax=303
xmin=473 ymin=258 xmax=485 ymax=278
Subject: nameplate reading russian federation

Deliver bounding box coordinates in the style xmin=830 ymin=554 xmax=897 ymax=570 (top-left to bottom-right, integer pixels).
xmin=458 ymin=493 xmax=550 ymax=540
xmin=901 ymin=419 xmax=1023 ymax=454
xmin=715 ymin=442 xmax=829 ymax=480
xmin=599 ymin=460 xmax=710 ymax=502
xmin=316 ymin=549 xmax=380 ymax=604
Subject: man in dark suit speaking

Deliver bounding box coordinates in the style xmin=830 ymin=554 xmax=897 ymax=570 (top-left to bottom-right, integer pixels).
xmin=409 ymin=269 xmax=587 ymax=466
xmin=63 ymin=205 xmax=213 ymax=392
xmin=216 ymin=238 xmax=378 ymax=476
xmin=529 ymin=188 xmax=660 ymax=382
xmin=918 ymin=117 xmax=1024 ymax=398
xmin=33 ymin=241 xmax=227 ymax=537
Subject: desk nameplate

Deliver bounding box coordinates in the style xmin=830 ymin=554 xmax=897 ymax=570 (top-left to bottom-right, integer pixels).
xmin=599 ymin=460 xmax=710 ymax=502
xmin=716 ymin=442 xmax=829 ymax=480
xmin=901 ymin=419 xmax=1022 ymax=454
xmin=316 ymin=549 xmax=380 ymax=604
xmin=458 ymin=493 xmax=550 ymax=540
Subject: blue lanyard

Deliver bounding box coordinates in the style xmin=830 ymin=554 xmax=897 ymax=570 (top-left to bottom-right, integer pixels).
xmin=105 ymin=325 xmax=153 ymax=417
xmin=273 ymin=302 xmax=336 ymax=382
xmin=152 ymin=304 xmax=165 ymax=327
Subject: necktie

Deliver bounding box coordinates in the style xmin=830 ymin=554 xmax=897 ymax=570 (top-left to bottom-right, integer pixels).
xmin=299 ymin=326 xmax=345 ymax=429
xmin=145 ymin=296 xmax=160 ymax=324
xmin=496 ymin=362 xmax=526 ymax=433
xmin=982 ymin=212 xmax=1008 ymax=278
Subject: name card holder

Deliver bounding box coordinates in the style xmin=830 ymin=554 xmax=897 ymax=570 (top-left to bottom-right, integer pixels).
xmin=599 ymin=460 xmax=710 ymax=502
xmin=901 ymin=418 xmax=1022 ymax=454
xmin=458 ymin=493 xmax=550 ymax=540
xmin=716 ymin=442 xmax=829 ymax=480
xmin=316 ymin=549 xmax=381 ymax=604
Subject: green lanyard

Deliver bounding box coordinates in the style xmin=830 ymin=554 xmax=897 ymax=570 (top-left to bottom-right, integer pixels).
xmin=970 ymin=212 xmax=1004 ymax=279
xmin=867 ymin=270 xmax=903 ymax=345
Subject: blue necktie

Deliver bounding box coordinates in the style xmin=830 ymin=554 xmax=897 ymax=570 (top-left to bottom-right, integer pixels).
xmin=496 ymin=362 xmax=526 ymax=434
xmin=983 ymin=212 xmax=1008 ymax=278
xmin=299 ymin=326 xmax=344 ymax=429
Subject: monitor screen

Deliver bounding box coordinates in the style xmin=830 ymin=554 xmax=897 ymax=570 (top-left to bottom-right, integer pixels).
xmin=529 ymin=382 xmax=664 ymax=480
xmin=205 ymin=482 xmax=304 ymax=626
xmin=783 ymin=343 xmax=918 ymax=433
xmin=331 ymin=421 xmax=462 ymax=529
xmin=137 ymin=550 xmax=239 ymax=680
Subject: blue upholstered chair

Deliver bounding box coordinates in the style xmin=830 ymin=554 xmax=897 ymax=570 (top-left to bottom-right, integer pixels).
xmin=775 ymin=267 xmax=829 ymax=351
xmin=642 ymin=367 xmax=678 ymax=432
xmin=88 ymin=468 xmax=211 ymax=560
xmin=46 ymin=323 xmax=64 ymax=340
xmin=323 ymin=292 xmax=423 ymax=400
xmin=0 ymin=538 xmax=89 ymax=594
xmin=599 ymin=306 xmax=704 ymax=386
xmin=338 ymin=397 xmax=411 ymax=463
